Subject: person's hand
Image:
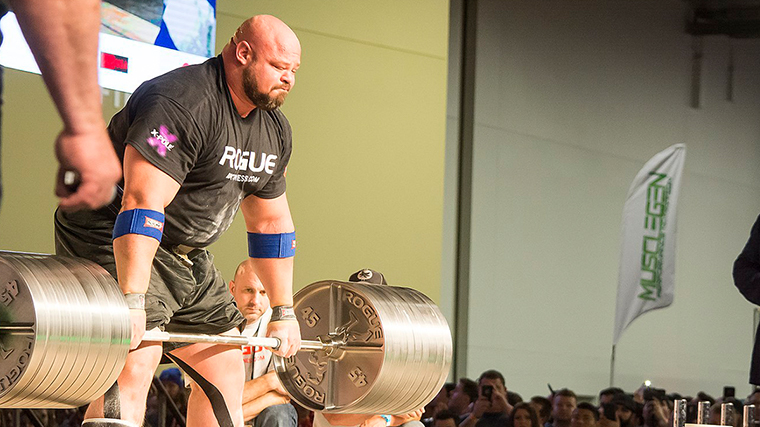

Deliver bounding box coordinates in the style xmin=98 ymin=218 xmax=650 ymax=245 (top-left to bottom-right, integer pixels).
xmin=634 ymin=386 xmax=646 ymax=404
xmin=55 ymin=126 xmax=121 ymax=211
xmin=360 ymin=416 xmax=389 ymax=427
xmin=651 ymin=400 xmax=669 ymax=427
xmin=599 ymin=410 xmax=620 ymax=427
xmin=391 ymin=408 xmax=424 ymax=426
xmin=266 ymin=371 xmax=288 ymax=395
xmin=472 ymin=397 xmax=491 ymax=419
xmin=267 ymin=320 xmax=301 ymax=357
xmin=491 ymin=386 xmax=510 ymax=415
xmin=129 ymin=309 xmax=146 ymax=350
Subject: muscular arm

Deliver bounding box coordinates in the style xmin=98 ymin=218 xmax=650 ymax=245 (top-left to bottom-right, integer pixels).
xmin=243 ymin=389 xmax=290 ymax=421
xmin=243 ymin=371 xmax=284 ymax=404
xmin=323 ymin=414 xmax=378 ymax=426
xmin=7 ymin=0 xmax=101 ymax=132
xmin=241 ymin=193 xmax=300 ymax=357
xmin=7 ymin=0 xmax=121 ymax=210
xmin=115 ymin=146 xmax=180 ymax=347
xmin=241 ymin=193 xmax=295 ymax=308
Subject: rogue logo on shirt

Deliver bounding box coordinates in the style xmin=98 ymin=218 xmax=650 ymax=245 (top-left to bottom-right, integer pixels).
xmin=219 ymin=146 xmax=277 ymax=174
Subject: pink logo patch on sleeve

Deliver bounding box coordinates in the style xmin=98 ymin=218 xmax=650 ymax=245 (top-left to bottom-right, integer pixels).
xmin=147 ymin=125 xmax=178 ymax=157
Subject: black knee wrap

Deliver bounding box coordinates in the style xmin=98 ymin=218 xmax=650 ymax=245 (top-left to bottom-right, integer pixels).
xmin=166 ymin=353 xmax=235 ymax=427
xmin=103 ymin=381 xmax=121 ymax=419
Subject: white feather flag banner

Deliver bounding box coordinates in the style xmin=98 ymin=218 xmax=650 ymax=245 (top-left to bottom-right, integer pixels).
xmin=613 ymin=144 xmax=686 ymax=345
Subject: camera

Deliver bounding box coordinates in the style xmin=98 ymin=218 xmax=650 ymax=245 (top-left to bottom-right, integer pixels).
xmin=482 ymin=385 xmax=493 ymax=400
xmin=601 ymin=402 xmax=617 ymax=420
xmin=724 ymin=386 xmax=735 ymax=399
xmin=643 ymin=387 xmax=667 ymax=401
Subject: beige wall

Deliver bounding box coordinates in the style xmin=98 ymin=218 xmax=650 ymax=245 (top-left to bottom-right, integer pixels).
xmin=0 ymin=1 xmax=450 ymax=301
xmin=453 ymin=0 xmax=760 ymax=397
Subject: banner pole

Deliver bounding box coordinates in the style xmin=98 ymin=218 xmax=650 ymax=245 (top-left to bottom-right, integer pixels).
xmin=610 ymin=344 xmax=616 ymax=387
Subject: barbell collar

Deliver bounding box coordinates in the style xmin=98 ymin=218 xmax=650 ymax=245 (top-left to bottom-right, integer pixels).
xmin=141 ymin=330 xmax=326 ymax=351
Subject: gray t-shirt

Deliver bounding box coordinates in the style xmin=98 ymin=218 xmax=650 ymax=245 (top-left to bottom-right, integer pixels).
xmin=107 ymin=55 xmax=292 ymax=247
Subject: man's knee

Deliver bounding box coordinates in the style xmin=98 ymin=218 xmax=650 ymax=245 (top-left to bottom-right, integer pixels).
xmin=255 ymin=403 xmax=297 ymax=427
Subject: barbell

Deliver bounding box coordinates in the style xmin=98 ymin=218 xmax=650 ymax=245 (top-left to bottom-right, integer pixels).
xmin=0 ymin=252 xmax=452 ymax=414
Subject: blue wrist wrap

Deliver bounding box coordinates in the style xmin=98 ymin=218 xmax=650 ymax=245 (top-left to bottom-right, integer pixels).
xmin=113 ymin=209 xmax=165 ymax=242
xmin=247 ymin=232 xmax=296 ymax=258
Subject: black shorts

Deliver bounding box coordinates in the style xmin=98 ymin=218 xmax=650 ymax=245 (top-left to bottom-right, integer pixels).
xmin=54 ymin=207 xmax=244 ymax=340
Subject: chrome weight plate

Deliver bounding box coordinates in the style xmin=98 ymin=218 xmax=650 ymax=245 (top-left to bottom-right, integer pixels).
xmin=0 ymin=256 xmax=42 ymax=405
xmin=0 ymin=252 xmax=130 ymax=408
xmin=56 ymin=257 xmax=130 ymax=405
xmin=274 ymin=280 xmax=452 ymax=414
xmin=274 ymin=281 xmax=386 ymax=412
xmin=21 ymin=256 xmax=109 ymax=408
xmin=9 ymin=255 xmax=70 ymax=408
xmin=355 ymin=284 xmax=451 ymax=414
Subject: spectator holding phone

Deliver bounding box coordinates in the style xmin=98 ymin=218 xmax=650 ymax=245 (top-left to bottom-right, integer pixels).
xmin=611 ymin=395 xmax=640 ymax=427
xmin=598 ymin=388 xmax=625 ymax=406
xmin=459 ymin=370 xmax=512 ymax=427
xmin=642 ymin=398 xmax=668 ymax=427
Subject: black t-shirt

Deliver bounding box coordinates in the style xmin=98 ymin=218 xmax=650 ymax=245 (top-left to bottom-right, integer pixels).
xmin=107 ymin=55 xmax=292 ymax=248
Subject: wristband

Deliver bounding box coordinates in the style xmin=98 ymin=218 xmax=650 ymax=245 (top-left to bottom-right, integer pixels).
xmin=124 ymin=293 xmax=146 ymax=310
xmin=271 ymin=305 xmax=296 ymax=322
xmin=247 ymin=232 xmax=296 ymax=258
xmin=113 ymin=209 xmax=165 ymax=242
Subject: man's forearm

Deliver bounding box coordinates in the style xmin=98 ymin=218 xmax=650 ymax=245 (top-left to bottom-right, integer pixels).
xmin=241 ymin=194 xmax=295 ymax=308
xmin=243 ymin=391 xmax=290 ymax=422
xmin=243 ymin=372 xmax=280 ymax=404
xmin=250 ymin=258 xmax=294 ymax=307
xmin=7 ymin=0 xmax=104 ymax=133
xmin=113 ymin=234 xmax=160 ymax=294
xmin=323 ymin=413 xmax=375 ymax=426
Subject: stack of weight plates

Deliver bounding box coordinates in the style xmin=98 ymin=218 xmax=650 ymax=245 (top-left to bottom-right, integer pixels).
xmin=275 ymin=280 xmax=452 ymax=414
xmin=0 ymin=252 xmax=130 ymax=408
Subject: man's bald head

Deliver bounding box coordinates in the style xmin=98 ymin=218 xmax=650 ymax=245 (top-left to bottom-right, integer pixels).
xmin=232 ymin=15 xmax=301 ymax=62
xmin=223 ymin=15 xmax=301 ymax=113
xmin=230 ymin=259 xmax=269 ymax=322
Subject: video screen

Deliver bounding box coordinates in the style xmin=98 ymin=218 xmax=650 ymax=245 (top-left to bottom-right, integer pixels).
xmin=0 ymin=0 xmax=216 ymax=93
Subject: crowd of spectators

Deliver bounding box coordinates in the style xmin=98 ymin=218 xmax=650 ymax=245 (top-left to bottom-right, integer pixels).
xmin=0 ymin=367 xmax=758 ymax=427
xmin=417 ymin=370 xmax=760 ymax=427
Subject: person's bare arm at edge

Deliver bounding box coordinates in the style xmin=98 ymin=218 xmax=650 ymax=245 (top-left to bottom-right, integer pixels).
xmin=115 ymin=146 xmax=180 ymax=349
xmin=243 ymin=371 xmax=287 ymax=405
xmin=7 ymin=0 xmax=121 ymax=211
xmin=243 ymin=391 xmax=290 ymax=421
xmin=242 ymin=372 xmax=290 ymax=421
xmin=241 ymin=193 xmax=300 ymax=358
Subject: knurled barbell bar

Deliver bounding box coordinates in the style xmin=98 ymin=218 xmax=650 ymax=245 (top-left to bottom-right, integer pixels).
xmin=0 ymin=252 xmax=452 ymax=414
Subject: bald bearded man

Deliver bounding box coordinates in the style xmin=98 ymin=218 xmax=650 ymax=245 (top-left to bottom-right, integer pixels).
xmin=54 ymin=15 xmax=302 ymax=427
xmin=228 ymin=259 xmax=296 ymax=427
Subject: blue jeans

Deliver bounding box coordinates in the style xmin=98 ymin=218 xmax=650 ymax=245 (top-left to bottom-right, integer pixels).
xmin=254 ymin=403 xmax=297 ymax=427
